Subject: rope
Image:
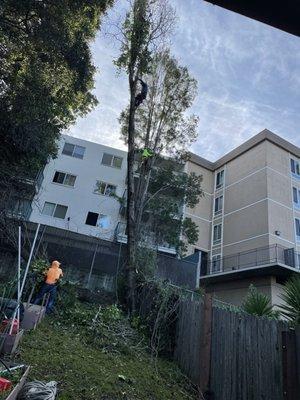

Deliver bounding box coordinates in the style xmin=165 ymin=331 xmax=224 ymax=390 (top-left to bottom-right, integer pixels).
xmin=17 ymin=381 xmax=57 ymax=400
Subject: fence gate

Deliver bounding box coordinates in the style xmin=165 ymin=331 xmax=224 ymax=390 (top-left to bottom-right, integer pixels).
xmin=282 ymin=329 xmax=299 ymax=400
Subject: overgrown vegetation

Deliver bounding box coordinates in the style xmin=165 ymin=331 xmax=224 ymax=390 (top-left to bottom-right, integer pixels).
xmin=0 ymin=0 xmax=113 ymax=251
xmin=278 ymin=275 xmax=300 ymax=327
xmin=18 ymin=284 xmax=197 ymax=400
xmin=241 ymin=285 xmax=279 ymax=319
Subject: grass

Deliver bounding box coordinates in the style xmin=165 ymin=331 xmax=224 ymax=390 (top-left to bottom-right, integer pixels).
xmin=17 ymin=304 xmax=196 ymax=400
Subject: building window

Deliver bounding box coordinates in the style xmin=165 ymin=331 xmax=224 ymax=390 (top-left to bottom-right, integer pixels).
xmin=216 ymin=170 xmax=224 ymax=189
xmin=94 ymin=181 xmax=117 ymax=196
xmin=62 ymin=142 xmax=85 ymax=159
xmin=292 ymin=187 xmax=300 ymax=208
xmin=101 ymin=153 xmax=123 ymax=169
xmin=85 ymin=212 xmax=98 ymax=226
xmin=211 ymin=255 xmax=221 ymax=272
xmin=85 ymin=212 xmax=110 ymax=228
xmin=213 ymin=224 xmax=222 ymax=244
xmin=42 ymin=202 xmax=68 ymax=219
xmin=53 ymin=171 xmax=76 ymax=187
xmin=296 ymin=218 xmax=300 ymax=240
xmin=214 ymin=195 xmax=223 ymax=215
xmin=291 ymin=158 xmax=300 ymax=176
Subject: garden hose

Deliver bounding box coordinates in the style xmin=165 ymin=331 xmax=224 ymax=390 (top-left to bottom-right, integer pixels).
xmin=17 ymin=381 xmax=57 ymax=399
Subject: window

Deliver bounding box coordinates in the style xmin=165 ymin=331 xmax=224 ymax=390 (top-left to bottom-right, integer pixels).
xmin=296 ymin=218 xmax=300 ymax=240
xmin=216 ymin=170 xmax=224 ymax=189
xmin=291 ymin=158 xmax=300 ymax=176
xmin=85 ymin=212 xmax=99 ymax=226
xmin=101 ymin=153 xmax=123 ymax=169
xmin=211 ymin=255 xmax=221 ymax=272
xmin=292 ymin=187 xmax=300 ymax=208
xmin=42 ymin=202 xmax=68 ymax=219
xmin=85 ymin=212 xmax=110 ymax=228
xmin=213 ymin=224 xmax=222 ymax=244
xmin=293 ymin=187 xmax=298 ymax=203
xmin=214 ymin=195 xmax=223 ymax=215
xmin=94 ymin=181 xmax=117 ymax=196
xmin=53 ymin=171 xmax=76 ymax=187
xmin=62 ymin=142 xmax=85 ymax=159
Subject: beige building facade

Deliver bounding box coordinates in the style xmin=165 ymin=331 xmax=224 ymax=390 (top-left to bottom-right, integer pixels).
xmin=185 ymin=129 xmax=300 ymax=306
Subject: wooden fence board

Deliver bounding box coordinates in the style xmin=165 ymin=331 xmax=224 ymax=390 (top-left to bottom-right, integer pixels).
xmin=175 ymin=299 xmax=287 ymax=400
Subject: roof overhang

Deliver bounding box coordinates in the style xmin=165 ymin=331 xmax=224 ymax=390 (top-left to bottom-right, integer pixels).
xmin=200 ymin=262 xmax=300 ymax=285
xmin=203 ymin=0 xmax=300 ymax=37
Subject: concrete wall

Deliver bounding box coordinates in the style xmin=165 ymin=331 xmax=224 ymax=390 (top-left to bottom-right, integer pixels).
xmin=30 ymin=135 xmax=127 ymax=240
xmin=204 ymin=276 xmax=273 ymax=306
xmin=185 ymin=161 xmax=214 ymax=253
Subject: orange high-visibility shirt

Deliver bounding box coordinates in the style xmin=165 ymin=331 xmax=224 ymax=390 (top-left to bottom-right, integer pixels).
xmin=45 ymin=262 xmax=63 ymax=284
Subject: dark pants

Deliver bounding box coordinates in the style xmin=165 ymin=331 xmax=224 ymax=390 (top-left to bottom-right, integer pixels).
xmin=33 ymin=283 xmax=57 ymax=314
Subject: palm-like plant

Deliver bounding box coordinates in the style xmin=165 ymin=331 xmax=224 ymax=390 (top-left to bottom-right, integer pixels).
xmin=242 ymin=285 xmax=277 ymax=318
xmin=278 ymin=275 xmax=300 ymax=326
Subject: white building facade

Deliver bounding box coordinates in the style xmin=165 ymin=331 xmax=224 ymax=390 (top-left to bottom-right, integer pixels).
xmin=30 ymin=135 xmax=127 ymax=240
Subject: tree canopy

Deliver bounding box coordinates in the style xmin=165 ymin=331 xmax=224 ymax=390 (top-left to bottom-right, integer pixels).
xmin=0 ymin=0 xmax=113 ymax=242
xmin=0 ymin=0 xmax=112 ymax=175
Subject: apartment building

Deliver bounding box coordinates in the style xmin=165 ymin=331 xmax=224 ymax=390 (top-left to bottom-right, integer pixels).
xmin=185 ymin=129 xmax=300 ymax=306
xmin=30 ymin=135 xmax=127 ymax=241
xmin=28 ymin=129 xmax=300 ymax=305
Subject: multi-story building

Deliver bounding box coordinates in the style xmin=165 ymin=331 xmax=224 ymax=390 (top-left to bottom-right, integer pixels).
xmin=30 ymin=135 xmax=127 ymax=241
xmin=185 ymin=129 xmax=300 ymax=306
xmin=28 ymin=129 xmax=300 ymax=305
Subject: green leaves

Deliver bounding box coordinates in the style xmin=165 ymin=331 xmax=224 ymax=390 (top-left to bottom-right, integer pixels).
xmin=242 ymin=285 xmax=278 ymax=319
xmin=0 ymin=0 xmax=112 ymax=234
xmin=278 ymin=275 xmax=300 ymax=327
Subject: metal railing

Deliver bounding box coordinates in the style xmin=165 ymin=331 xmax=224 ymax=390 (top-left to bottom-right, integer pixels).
xmin=203 ymin=244 xmax=300 ymax=276
xmin=114 ymin=221 xmax=176 ymax=254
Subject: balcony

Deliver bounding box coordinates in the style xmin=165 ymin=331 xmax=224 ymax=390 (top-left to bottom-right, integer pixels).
xmin=115 ymin=222 xmax=176 ymax=255
xmin=201 ymin=244 xmax=300 ymax=283
xmin=19 ymin=169 xmax=44 ymax=193
xmin=6 ymin=199 xmax=33 ymax=221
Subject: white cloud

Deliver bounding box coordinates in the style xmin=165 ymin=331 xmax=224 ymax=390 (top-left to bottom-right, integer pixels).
xmin=68 ymin=0 xmax=300 ymax=161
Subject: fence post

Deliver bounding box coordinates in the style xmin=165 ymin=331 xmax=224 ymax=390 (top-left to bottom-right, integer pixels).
xmin=296 ymin=327 xmax=300 ymax=393
xmin=199 ymin=293 xmax=213 ymax=397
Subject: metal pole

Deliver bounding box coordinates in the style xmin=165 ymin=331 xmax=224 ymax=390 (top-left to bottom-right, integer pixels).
xmin=87 ymin=242 xmax=98 ymax=288
xmin=9 ymin=224 xmax=40 ymax=334
xmin=20 ymin=223 xmax=40 ymax=295
xmin=17 ymin=226 xmax=21 ymax=328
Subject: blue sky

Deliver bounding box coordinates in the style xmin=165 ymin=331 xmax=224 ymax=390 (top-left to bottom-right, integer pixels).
xmin=68 ymin=0 xmax=300 ymax=161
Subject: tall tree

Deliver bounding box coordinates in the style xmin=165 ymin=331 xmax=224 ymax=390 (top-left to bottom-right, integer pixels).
xmin=115 ymin=0 xmax=175 ymax=313
xmin=119 ymin=50 xmax=201 ymax=252
xmin=0 ymin=0 xmax=113 ymax=245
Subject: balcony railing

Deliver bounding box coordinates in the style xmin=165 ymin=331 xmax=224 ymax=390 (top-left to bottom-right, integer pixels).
xmin=203 ymin=244 xmax=300 ymax=276
xmin=6 ymin=199 xmax=33 ymax=221
xmin=115 ymin=222 xmax=176 ymax=254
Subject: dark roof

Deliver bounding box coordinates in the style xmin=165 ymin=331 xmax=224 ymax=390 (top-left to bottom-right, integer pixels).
xmin=203 ymin=0 xmax=300 ymax=37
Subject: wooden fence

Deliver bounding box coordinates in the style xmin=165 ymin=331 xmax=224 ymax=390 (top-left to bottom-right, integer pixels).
xmin=174 ymin=297 xmax=300 ymax=400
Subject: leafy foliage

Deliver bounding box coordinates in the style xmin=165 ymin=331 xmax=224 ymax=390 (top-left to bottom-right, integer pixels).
xmin=0 ymin=0 xmax=112 ymax=239
xmin=242 ymin=285 xmax=278 ymax=319
xmin=20 ymin=300 xmax=196 ymax=399
xmin=119 ymin=50 xmax=199 ymax=158
xmin=143 ymin=164 xmax=202 ymax=254
xmin=31 ymin=258 xmax=49 ymax=284
xmin=278 ymin=275 xmax=300 ymax=326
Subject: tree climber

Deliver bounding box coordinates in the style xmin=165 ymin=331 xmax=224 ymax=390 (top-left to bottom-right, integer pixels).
xmin=135 ymin=78 xmax=148 ymax=108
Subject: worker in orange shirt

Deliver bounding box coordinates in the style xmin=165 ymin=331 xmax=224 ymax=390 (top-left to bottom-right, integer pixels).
xmin=33 ymin=260 xmax=63 ymax=314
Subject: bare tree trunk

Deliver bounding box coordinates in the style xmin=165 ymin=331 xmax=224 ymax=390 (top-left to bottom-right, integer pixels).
xmin=126 ymin=78 xmax=137 ymax=314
